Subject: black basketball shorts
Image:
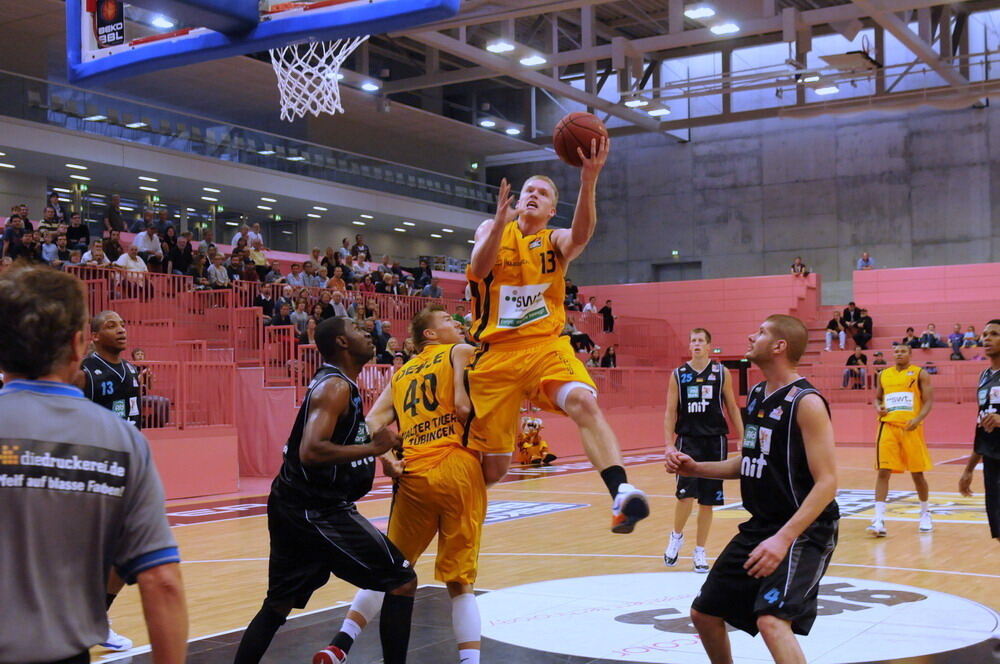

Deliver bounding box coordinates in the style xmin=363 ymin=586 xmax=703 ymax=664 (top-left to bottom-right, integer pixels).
xmin=985 ymin=455 xmax=1000 ymax=539
xmin=675 ymin=435 xmax=727 ymax=506
xmin=266 ymin=494 xmax=415 ymax=609
xmin=691 ymin=519 xmax=839 ymax=636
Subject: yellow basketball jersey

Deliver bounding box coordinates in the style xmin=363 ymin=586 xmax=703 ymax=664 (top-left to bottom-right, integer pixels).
xmin=466 ymin=221 xmax=566 ymax=347
xmin=879 ymin=364 xmax=923 ymax=424
xmin=391 ymin=343 xmax=467 ymax=474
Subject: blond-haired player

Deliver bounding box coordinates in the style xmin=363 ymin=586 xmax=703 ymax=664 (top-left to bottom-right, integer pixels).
xmin=466 ymin=138 xmax=648 ymax=533
xmin=322 ymin=306 xmax=486 ymax=664
xmin=868 ymin=343 xmax=935 ymax=537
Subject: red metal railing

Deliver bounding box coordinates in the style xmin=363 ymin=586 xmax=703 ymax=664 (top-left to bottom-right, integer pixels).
xmin=134 ymin=360 xmax=236 ymax=429
xmin=292 ymin=344 xmax=393 ymax=407
xmin=263 ymin=325 xmax=297 ymax=385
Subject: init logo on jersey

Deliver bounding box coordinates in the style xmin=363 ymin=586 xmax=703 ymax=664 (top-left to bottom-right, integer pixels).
xmin=741 ymin=455 xmax=768 ymax=479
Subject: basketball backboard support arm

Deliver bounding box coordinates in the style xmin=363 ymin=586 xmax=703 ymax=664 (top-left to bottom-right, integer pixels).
xmin=66 ymin=0 xmax=460 ymax=84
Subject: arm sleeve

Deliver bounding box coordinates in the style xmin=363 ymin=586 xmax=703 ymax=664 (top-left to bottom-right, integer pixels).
xmin=114 ymin=426 xmax=180 ymax=583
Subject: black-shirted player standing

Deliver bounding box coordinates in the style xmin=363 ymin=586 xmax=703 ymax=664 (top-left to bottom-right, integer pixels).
xmin=663 ymin=328 xmax=743 ymax=572
xmin=233 ymin=316 xmax=417 ymax=664
xmin=667 ymin=315 xmax=839 ymax=664
xmin=78 ymin=310 xmax=146 ymax=653
xmin=959 ymin=319 xmax=1000 ymax=543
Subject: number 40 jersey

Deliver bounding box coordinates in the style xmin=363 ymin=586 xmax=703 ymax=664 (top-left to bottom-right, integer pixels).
xmin=391 ymin=343 xmax=466 ymax=475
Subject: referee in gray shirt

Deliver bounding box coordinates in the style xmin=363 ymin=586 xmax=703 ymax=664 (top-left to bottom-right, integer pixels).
xmin=0 ymin=264 xmax=188 ymax=664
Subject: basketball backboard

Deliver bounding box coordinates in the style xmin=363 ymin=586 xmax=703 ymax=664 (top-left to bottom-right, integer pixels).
xmin=67 ymin=0 xmax=460 ymax=84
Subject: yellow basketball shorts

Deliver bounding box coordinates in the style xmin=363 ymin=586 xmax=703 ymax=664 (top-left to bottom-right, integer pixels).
xmin=387 ymin=448 xmax=486 ymax=585
xmin=876 ymin=422 xmax=932 ymax=473
xmin=465 ymin=336 xmax=597 ymax=455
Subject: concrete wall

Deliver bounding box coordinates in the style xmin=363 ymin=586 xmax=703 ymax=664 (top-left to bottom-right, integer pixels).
xmin=305 ymin=222 xmax=471 ymax=267
xmin=491 ymin=105 xmax=1000 ymax=298
xmin=0 ymin=171 xmax=48 ymax=221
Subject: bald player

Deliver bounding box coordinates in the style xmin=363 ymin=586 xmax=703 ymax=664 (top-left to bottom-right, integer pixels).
xmin=667 ymin=315 xmax=839 ymax=664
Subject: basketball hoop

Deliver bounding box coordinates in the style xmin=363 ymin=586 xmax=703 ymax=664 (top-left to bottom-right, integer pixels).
xmin=269 ymin=34 xmax=368 ymax=122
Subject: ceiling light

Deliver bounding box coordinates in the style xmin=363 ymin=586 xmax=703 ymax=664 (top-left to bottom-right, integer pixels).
xmin=486 ymin=39 xmax=516 ymax=53
xmin=313 ymin=206 xmax=328 ymax=211
xmin=203 ymin=186 xmax=220 ymax=192
xmin=361 ymin=81 xmax=381 ymax=92
xmin=225 ymin=221 xmax=239 ymax=227
xmin=201 ymin=196 xmax=218 ymax=202
xmin=139 ymin=186 xmax=158 ymax=192
xmin=260 ymin=196 xmax=276 ymax=202
xmin=257 ymin=205 xmax=272 ymax=210
xmin=352 ymin=220 xmax=366 ymax=226
xmin=258 ymin=149 xmax=276 ymax=155
xmin=624 ymin=98 xmax=648 ymax=108
xmin=393 ymin=227 xmax=406 ymax=232
xmin=90 ymin=193 xmax=105 ymax=198
xmin=672 ymin=249 xmax=680 ymax=256
xmin=505 ymin=127 xmax=521 ymax=136
xmin=138 ymin=176 xmax=158 ymax=182
xmin=151 ymin=15 xmax=175 ymax=29
xmin=119 ymin=205 xmax=133 ymax=211
xmin=65 ymin=163 xmax=87 ymax=170
xmin=519 ymin=54 xmax=547 ymax=66
xmin=710 ymin=23 xmax=740 ymax=35
xmin=802 ymin=74 xmax=820 ymax=83
xmin=0 ymin=162 xmax=15 ymax=169
xmin=58 ymin=197 xmax=72 ymax=202
xmin=430 ymin=233 xmax=442 ymax=238
xmin=815 ymin=85 xmax=840 ymax=95
xmin=360 ymin=213 xmax=373 ymax=219
xmin=402 ymin=221 xmax=415 ymax=226
xmin=441 ymin=228 xmax=453 ymax=233
xmin=479 ymin=119 xmax=496 ymax=128
xmin=186 ymin=207 xmax=195 ymax=212
xmin=52 ymin=187 xmax=70 ymax=193
xmin=125 ymin=121 xmax=147 ymax=128
xmin=69 ymin=174 xmax=90 ymax=180
xmin=286 ymin=155 xmax=305 ymax=161
xmin=326 ymin=71 xmax=346 ymax=80
xmin=0 ymin=151 xmax=6 ymax=156
xmin=282 ymin=230 xmax=293 ymax=235
xmin=307 ymin=213 xmax=321 ymax=218
xmin=467 ymin=239 xmax=475 ymax=244
xmin=648 ymin=107 xmax=671 ymax=116
xmin=684 ymin=5 xmax=716 ymax=20
xmin=82 ymin=114 xmax=107 ymax=122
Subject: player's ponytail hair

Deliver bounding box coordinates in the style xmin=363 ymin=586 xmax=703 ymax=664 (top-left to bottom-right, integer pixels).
xmin=410 ymin=304 xmax=447 ymax=351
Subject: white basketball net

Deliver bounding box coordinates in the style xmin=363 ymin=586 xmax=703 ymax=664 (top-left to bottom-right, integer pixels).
xmin=269 ymin=35 xmax=369 ymax=122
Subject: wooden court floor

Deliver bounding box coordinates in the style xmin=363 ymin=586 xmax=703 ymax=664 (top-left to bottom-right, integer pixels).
xmin=93 ymin=446 xmax=999 ymax=663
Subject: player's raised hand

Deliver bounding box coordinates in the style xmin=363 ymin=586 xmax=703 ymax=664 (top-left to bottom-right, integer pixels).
xmin=744 ymin=533 xmax=792 ymax=578
xmin=578 ymin=136 xmax=609 ymax=183
xmin=494 ymin=178 xmax=516 ymax=226
xmin=665 ymin=449 xmax=697 ymax=475
xmin=958 ymin=469 xmax=974 ymax=497
xmin=370 ymin=428 xmax=402 ymax=455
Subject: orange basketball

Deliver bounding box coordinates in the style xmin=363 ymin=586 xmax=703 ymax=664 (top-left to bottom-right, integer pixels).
xmin=553 ymin=112 xmax=608 ymax=167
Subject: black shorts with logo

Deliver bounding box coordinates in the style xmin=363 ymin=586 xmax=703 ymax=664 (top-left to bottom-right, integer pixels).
xmin=692 ymin=518 xmax=839 ymax=636
xmin=985 ymin=455 xmax=1000 ymax=539
xmin=675 ymin=435 xmax=727 ymax=505
xmin=266 ymin=494 xmax=415 ymax=609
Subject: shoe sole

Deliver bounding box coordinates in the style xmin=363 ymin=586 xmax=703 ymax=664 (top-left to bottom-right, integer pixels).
xmin=313 ymin=652 xmax=346 ymax=664
xmin=99 ymin=644 xmax=132 ymax=652
xmin=663 ymin=555 xmax=679 ymax=567
xmin=612 ymin=493 xmax=650 ymax=534
xmin=919 ymin=527 xmax=933 ymax=532
xmin=866 ymin=529 xmax=887 ymax=537
xmin=694 ymin=567 xmax=709 ymax=573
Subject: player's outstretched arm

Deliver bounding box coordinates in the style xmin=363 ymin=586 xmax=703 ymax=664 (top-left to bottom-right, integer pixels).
xmin=300 ymin=378 xmax=398 ymax=466
xmin=745 ymin=394 xmax=837 ymax=578
xmin=137 ymin=562 xmax=188 ymax=664
xmin=663 ymin=372 xmax=679 ymax=456
xmin=722 ymin=368 xmax=744 ymax=442
xmin=906 ymin=370 xmax=934 ymax=430
xmin=552 ymin=136 xmax=609 ymax=264
xmin=666 ymin=449 xmax=740 ymax=479
xmin=469 ymin=178 xmax=515 ymax=280
xmin=366 ymin=381 xmax=397 ymax=435
xmin=451 ymin=343 xmax=476 ymax=425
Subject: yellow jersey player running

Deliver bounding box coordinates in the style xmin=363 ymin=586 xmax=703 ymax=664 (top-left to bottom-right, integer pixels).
xmin=322 ymin=306 xmax=486 ymax=664
xmin=868 ymin=343 xmax=935 ymax=537
xmin=466 ymin=136 xmax=649 ymax=533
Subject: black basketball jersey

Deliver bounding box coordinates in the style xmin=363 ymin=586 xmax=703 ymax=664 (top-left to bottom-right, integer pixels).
xmin=975 ymin=368 xmax=1000 ymax=459
xmin=740 ymin=378 xmax=839 ymax=531
xmin=271 ymin=364 xmax=375 ymax=510
xmin=81 ymin=353 xmax=142 ymax=428
xmin=674 ymin=361 xmax=728 ymax=436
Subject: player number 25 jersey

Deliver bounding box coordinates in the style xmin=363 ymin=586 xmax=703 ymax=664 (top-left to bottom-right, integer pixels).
xmin=391 ymin=344 xmax=468 ymax=475
xmin=467 ymin=221 xmax=566 ymax=347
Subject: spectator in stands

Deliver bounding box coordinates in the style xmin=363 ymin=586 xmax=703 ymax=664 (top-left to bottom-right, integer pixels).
xmin=824 ymin=315 xmax=845 ymax=352
xmin=198 ymin=228 xmax=216 ymax=255
xmin=289 ymin=300 xmax=310 ymax=335
xmin=351 ymin=234 xmax=371 ymax=261
xmin=923 ymin=360 xmax=939 ymax=375
xmin=253 ymin=287 xmax=275 ymax=319
xmin=964 ymin=325 xmax=981 ymax=347
xmin=270 ymin=303 xmax=292 ymax=327
xmin=133 ymin=223 xmax=163 ymax=262
xmin=237 ymin=251 xmax=260 ymax=282
xmin=66 ymin=212 xmax=89 ymax=251
xmin=356 ymin=272 xmax=376 ymax=293
xmin=166 ymin=235 xmax=193 ymax=275
xmin=223 ymin=250 xmax=242 ymax=280
xmin=161 ymin=225 xmax=178 ymax=249
xmin=390 ymin=259 xmax=405 ymax=279
xmin=82 ymin=239 xmax=110 ymax=267
xmin=247 ymin=239 xmax=268 ymax=278
xmin=285 ymin=262 xmax=305 ymax=287
xmin=920 ymin=323 xmax=944 ymax=348
xmin=40 ymin=231 xmax=58 ymax=264
xmin=231 ymin=224 xmax=251 ymax=248
xmin=276 ymin=286 xmax=295 ymax=313
xmin=375 ymin=271 xmax=393 ymax=294
xmin=53 ymin=234 xmax=71 ymax=268
xmin=157 ymin=209 xmax=173 ymax=234
xmin=330 ymin=290 xmax=352 ymax=318
xmin=46 ymin=192 xmax=66 ymax=224
xmin=2 ymin=215 xmax=24 ymax=259
xmin=377 ymin=254 xmax=393 ymax=274
xmin=207 ymin=253 xmax=231 ymax=288
xmin=18 ymin=231 xmax=41 ymax=263
xmin=586 ymin=349 xmax=601 ymax=368
xmin=598 ymin=299 xmax=616 ymax=333
xmin=264 ymin=260 xmax=284 ymax=284
xmin=338 ymin=237 xmax=351 ymax=259
xmin=311 ymin=302 xmax=327 ymax=323
xmin=421 ymin=277 xmax=443 ymax=299
xmin=872 ymin=351 xmax=887 ymax=373
xmin=857 ymin=251 xmax=876 ymax=270
xmin=326 ymin=266 xmax=347 ymax=293
xmin=564 ymin=278 xmax=581 ymax=310
xmin=38 ymin=206 xmax=59 ymax=236
xmin=949 ymin=323 xmax=966 ymax=356
xmin=248 ymin=223 xmax=263 ymax=247
xmin=600 ymin=346 xmax=618 ymax=368
xmin=843 ymin=348 xmax=867 ymax=389
xmin=790 ymin=256 xmax=809 ymax=277
xmin=854 ymin=308 xmax=873 ymax=350
xmin=115 ymin=243 xmax=147 ymax=272
xmin=373 ymin=320 xmax=391 ymax=357
xmin=376 ymin=338 xmax=399 ymax=365
xmin=347 ymin=253 xmax=367 ymax=280
xmin=320 ymin=247 xmax=338 ymax=277
xmin=410 ymin=259 xmax=432 ymax=290
xmin=901 ymin=327 xmax=921 ymax=348
xmin=453 ymin=305 xmax=469 ymax=325
xmin=841 ymin=301 xmax=862 ymax=336
xmin=301 ymin=261 xmax=324 ymax=288
xmin=299 ymin=316 xmax=319 ymax=346
xmin=129 ymin=209 xmax=151 ymax=234
xmin=565 ymin=319 xmax=596 ymax=353
xmin=392 ymin=353 xmax=406 ymax=371
xmin=582 ymin=296 xmax=598 ymax=314
xmin=66 ymin=249 xmax=83 ymax=268
xmin=186 ymin=254 xmax=211 ymax=290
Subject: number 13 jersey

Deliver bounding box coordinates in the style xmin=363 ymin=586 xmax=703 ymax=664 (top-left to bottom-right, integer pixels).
xmin=392 ymin=343 xmax=469 ymax=475
xmin=467 ymin=221 xmax=566 ymax=347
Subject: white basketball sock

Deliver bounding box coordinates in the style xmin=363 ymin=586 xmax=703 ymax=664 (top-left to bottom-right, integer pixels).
xmin=344 ymin=589 xmax=383 ymax=632
xmin=920 ymin=501 xmax=929 ymax=516
xmin=458 ymin=649 xmax=481 ymax=664
xmin=874 ymin=501 xmax=885 ymax=520
xmin=451 ymin=592 xmax=481 ymax=648
xmin=340 ymin=618 xmax=362 ymax=641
